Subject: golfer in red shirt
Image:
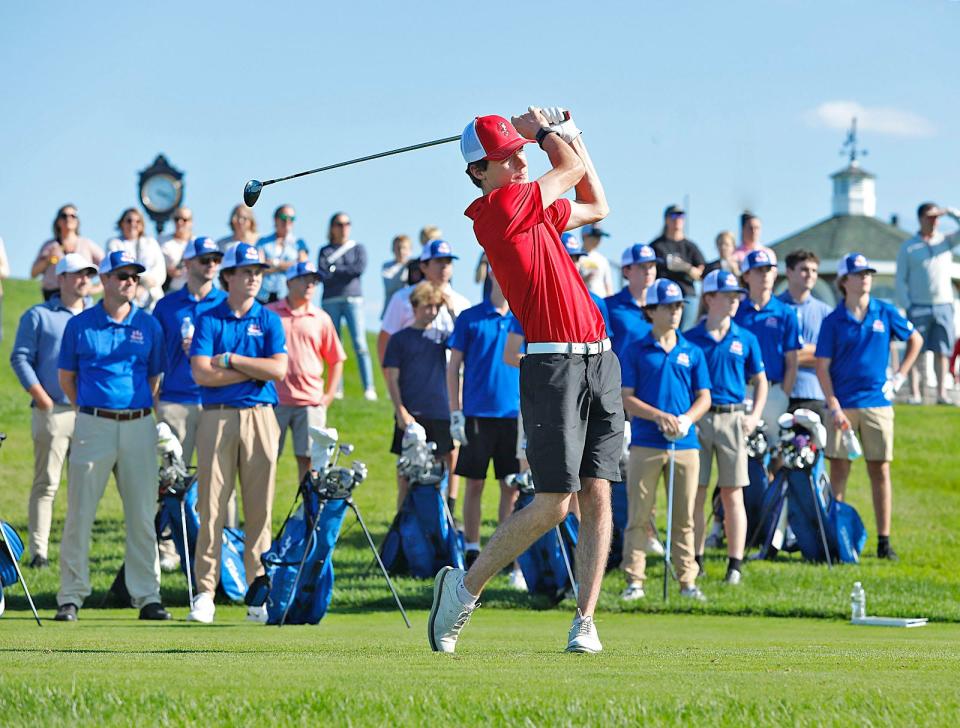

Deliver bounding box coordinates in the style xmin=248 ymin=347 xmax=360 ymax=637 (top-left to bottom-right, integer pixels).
xmin=429 ymin=106 xmax=620 ymax=654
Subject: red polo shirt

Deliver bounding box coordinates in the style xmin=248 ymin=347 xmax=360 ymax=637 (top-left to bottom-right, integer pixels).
xmin=465 ymin=181 xmax=605 ymax=344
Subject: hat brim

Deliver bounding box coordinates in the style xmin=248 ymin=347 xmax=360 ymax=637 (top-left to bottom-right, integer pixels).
xmin=102 ymin=262 xmax=147 ymax=275
xmin=184 ymin=252 xmax=223 ymax=262
xmin=60 ymin=266 xmax=98 ymax=276
xmin=841 ymin=266 xmax=877 ymax=277
xmin=287 ymin=271 xmax=322 ymax=282
xmin=420 ymin=254 xmax=459 ymax=262
xmin=484 ymin=137 xmax=534 ymax=162
xmin=223 ymin=261 xmax=270 ymax=271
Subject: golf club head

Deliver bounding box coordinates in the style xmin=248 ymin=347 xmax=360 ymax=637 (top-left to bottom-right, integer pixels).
xmin=243 ymin=179 xmax=263 ymax=207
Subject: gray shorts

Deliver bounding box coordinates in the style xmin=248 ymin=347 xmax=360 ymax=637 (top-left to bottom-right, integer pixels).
xmin=275 ymin=404 xmax=327 ymax=457
xmin=910 ymin=304 xmax=956 ymax=355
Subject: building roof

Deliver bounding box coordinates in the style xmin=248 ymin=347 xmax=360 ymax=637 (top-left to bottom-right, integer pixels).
xmin=831 ymin=162 xmax=875 ymax=180
xmin=770 ymin=214 xmax=909 ymax=263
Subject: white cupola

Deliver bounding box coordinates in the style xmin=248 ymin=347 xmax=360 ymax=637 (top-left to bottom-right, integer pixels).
xmin=830 ymin=117 xmax=876 ymax=217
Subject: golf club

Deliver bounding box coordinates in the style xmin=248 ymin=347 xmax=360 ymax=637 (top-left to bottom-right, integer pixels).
xmin=663 ymin=443 xmax=676 ymax=602
xmin=243 ymin=134 xmax=462 ymax=207
xmin=179 ymin=496 xmax=195 ymax=605
xmin=810 ymin=475 xmax=833 ymax=568
xmin=279 ymin=499 xmax=324 ymax=628
xmin=556 ymin=525 xmax=578 ymax=602
xmin=0 ymin=434 xmax=42 ymax=626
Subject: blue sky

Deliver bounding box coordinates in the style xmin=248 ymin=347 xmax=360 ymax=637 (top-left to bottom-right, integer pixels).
xmin=1 ymin=1 xmax=957 ymax=320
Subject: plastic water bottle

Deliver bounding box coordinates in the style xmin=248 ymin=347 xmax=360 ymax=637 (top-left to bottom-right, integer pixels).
xmin=850 ymin=582 xmax=866 ymax=620
xmin=842 ymin=429 xmax=862 ymax=460
xmin=180 ymin=316 xmax=194 ymax=340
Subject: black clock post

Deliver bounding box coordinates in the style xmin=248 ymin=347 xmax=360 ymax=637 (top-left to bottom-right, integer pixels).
xmin=138 ymin=154 xmax=185 ymax=236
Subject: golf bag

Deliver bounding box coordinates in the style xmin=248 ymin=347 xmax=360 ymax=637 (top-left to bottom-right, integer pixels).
xmin=512 ymin=484 xmax=579 ymax=602
xmin=379 ymin=424 xmax=464 ymax=578
xmin=0 ymin=522 xmax=24 ymax=590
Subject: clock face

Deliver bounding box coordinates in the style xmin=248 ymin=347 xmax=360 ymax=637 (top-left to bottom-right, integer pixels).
xmin=141 ymin=173 xmax=181 ymax=213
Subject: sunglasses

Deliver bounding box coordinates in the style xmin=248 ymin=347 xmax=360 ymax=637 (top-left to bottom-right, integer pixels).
xmin=59 ymin=212 xmax=78 ymax=220
xmin=667 ymin=212 xmax=685 ymax=220
xmin=113 ymin=272 xmax=140 ymax=282
xmin=278 ymin=214 xmax=296 ymax=222
xmin=333 ymin=220 xmax=351 ymax=227
xmin=174 ymin=216 xmax=192 ymax=223
xmin=197 ymin=255 xmax=221 ymax=265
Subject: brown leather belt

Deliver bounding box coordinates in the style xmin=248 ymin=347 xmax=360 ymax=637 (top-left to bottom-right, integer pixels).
xmin=710 ymin=403 xmax=746 ymax=414
xmin=79 ymin=406 xmax=152 ymax=421
xmin=205 ymin=403 xmax=272 ymax=411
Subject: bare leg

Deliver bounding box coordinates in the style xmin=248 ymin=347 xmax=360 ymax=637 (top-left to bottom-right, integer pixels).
xmin=720 ymin=488 xmax=746 ymax=560
xmin=497 ymin=479 xmax=518 ymax=524
xmin=574 ymin=477 xmax=612 ymax=618
xmin=828 ymin=457 xmax=852 ymax=501
xmin=463 ymin=478 xmax=485 ymax=544
xmin=693 ymin=486 xmax=708 ymax=553
xmin=865 ymin=460 xmax=892 ymax=536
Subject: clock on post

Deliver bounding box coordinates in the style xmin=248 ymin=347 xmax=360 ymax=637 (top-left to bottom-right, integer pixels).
xmin=138 ymin=154 xmax=184 ymax=235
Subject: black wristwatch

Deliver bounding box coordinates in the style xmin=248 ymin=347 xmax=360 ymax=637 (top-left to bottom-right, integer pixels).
xmin=536 ymin=127 xmax=556 ymax=148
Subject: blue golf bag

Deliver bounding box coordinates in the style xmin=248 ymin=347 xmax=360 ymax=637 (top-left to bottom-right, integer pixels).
xmin=155 ymin=478 xmax=247 ymax=601
xmin=514 ymin=489 xmax=580 ymax=602
xmin=0 ymin=521 xmax=24 ymax=588
xmin=607 ymin=480 xmax=628 ymax=571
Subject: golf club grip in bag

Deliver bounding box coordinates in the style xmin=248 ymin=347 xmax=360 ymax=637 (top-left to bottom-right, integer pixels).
xmin=0 ymin=522 xmax=24 ymax=588
xmin=513 ymin=491 xmax=580 ymax=602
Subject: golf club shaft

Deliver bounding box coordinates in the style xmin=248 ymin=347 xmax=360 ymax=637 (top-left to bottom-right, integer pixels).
xmin=262 ymin=135 xmax=461 ymax=188
xmin=349 ymin=501 xmax=411 ymax=629
xmin=664 ymin=444 xmax=676 ymax=601
xmin=179 ymin=499 xmax=195 ymax=605
xmin=811 ymin=475 xmax=833 ymax=568
xmin=0 ymin=525 xmax=41 ymax=626
xmin=556 ymin=524 xmax=578 ymax=602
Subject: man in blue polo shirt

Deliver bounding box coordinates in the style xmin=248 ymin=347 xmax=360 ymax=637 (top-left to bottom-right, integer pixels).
xmin=189 ymin=242 xmax=287 ymax=624
xmin=11 ymin=253 xmax=96 ymax=569
xmin=605 ymin=244 xmax=656 ymax=360
xmin=620 ymin=279 xmax=712 ymax=601
xmin=734 ymin=249 xmax=801 ymax=444
xmin=686 ymin=270 xmax=768 ymax=584
xmin=56 ymin=250 xmax=169 ymax=622
xmin=447 ymin=271 xmax=522 ymax=583
xmin=816 ymin=253 xmax=922 ymax=561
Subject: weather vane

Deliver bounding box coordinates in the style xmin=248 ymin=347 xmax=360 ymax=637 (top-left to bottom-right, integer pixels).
xmin=840 ymin=117 xmax=868 ymax=165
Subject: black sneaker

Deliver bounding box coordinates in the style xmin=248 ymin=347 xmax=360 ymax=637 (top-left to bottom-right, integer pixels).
xmin=877 ymin=544 xmax=899 ymax=562
xmin=139 ymin=602 xmax=172 ymax=621
xmin=29 ymin=555 xmax=49 ymax=569
xmin=464 ymin=549 xmax=480 ymax=570
xmin=55 ymin=603 xmax=78 ymax=621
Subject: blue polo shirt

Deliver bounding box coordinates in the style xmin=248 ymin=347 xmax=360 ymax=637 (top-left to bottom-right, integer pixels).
xmin=153 ymin=286 xmax=227 ymax=404
xmin=58 ymin=302 xmax=166 ymax=410
xmin=190 ymin=300 xmax=286 ymax=407
xmin=815 ymin=297 xmax=915 ymax=409
xmin=685 ymin=321 xmax=764 ymax=405
xmin=591 ymin=292 xmax=612 ymax=335
xmin=620 ymin=332 xmax=712 ymax=450
xmin=778 ymin=290 xmax=832 ymax=400
xmin=733 ymin=295 xmax=802 ymax=384
xmin=448 ymin=302 xmax=520 ymax=418
xmin=605 ymin=287 xmax=652 ymax=361
xmin=382 ymin=326 xmax=449 ymax=420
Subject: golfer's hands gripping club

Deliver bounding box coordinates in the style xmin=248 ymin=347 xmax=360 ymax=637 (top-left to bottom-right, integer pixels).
xmin=511 ymin=107 xmax=552 ymax=140
xmin=542 ymin=106 xmax=582 ymax=144
xmin=450 ymin=410 xmax=468 ymax=446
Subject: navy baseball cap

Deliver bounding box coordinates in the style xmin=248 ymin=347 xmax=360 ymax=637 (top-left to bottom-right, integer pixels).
xmin=663 ymin=204 xmax=685 ymax=217
xmin=620 ymin=243 xmax=658 ymax=267
xmin=644 ymin=278 xmax=685 ymax=306
xmin=741 ymin=248 xmax=778 ymax=272
xmin=420 ymin=239 xmax=458 ymax=261
xmin=99 ymin=250 xmax=146 ymax=275
xmin=581 ymin=223 xmax=609 ymax=238
xmin=221 ymin=242 xmax=268 ymax=271
xmin=837 ymin=252 xmax=877 ymax=277
xmin=702 ymin=269 xmax=747 ymax=294
xmin=561 ymin=232 xmax=585 ymax=258
xmin=182 ymin=236 xmax=222 ymax=261
xmin=286 ymin=261 xmax=322 ymax=281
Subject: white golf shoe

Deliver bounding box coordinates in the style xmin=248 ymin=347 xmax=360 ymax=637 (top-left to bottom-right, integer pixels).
xmin=679 ymin=586 xmax=708 ymax=602
xmin=363 ymin=388 xmax=378 ymax=402
xmin=620 ymin=582 xmax=645 ymax=601
xmin=507 ymin=569 xmax=527 ymax=591
xmin=566 ymin=610 xmax=602 ymax=653
xmin=724 ymin=569 xmax=742 ymax=586
xmin=246 ymin=604 xmax=268 ymax=623
xmin=428 ymin=567 xmax=476 ymax=654
xmin=187 ymin=592 xmax=215 ymax=623
xmin=644 ymin=537 xmax=665 ymax=556
xmin=159 ymin=554 xmax=181 ymax=573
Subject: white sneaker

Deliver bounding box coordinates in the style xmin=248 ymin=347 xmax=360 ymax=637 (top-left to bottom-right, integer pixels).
xmin=428 ymin=567 xmax=476 ymax=654
xmin=363 ymin=388 xmax=378 ymax=401
xmin=621 ymin=582 xmax=645 ymax=601
xmin=679 ymin=586 xmax=708 ymax=602
xmin=724 ymin=568 xmax=742 ymax=585
xmin=644 ymin=536 xmax=665 ymax=556
xmin=566 ymin=610 xmax=602 ymax=653
xmin=187 ymin=592 xmax=215 ymax=623
xmin=507 ymin=569 xmax=527 ymax=591
xmin=159 ymin=555 xmax=181 ymax=573
xmin=246 ymin=604 xmax=268 ymax=623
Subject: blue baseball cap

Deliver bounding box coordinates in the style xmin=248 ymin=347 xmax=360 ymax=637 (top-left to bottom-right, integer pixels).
xmin=620 ymin=243 xmax=658 ymax=267
xmin=702 ymin=269 xmax=747 ymax=294
xmin=182 ymin=236 xmax=223 ymax=261
xmin=644 ymin=278 xmax=686 ymax=306
xmin=221 ymin=242 xmax=268 ymax=271
xmin=581 ymin=223 xmax=609 ymax=238
xmin=837 ymin=252 xmax=877 ymax=278
xmin=561 ymin=232 xmax=585 ymax=258
xmin=741 ymin=248 xmax=778 ymax=272
xmin=420 ymin=239 xmax=458 ymax=261
xmin=99 ymin=250 xmax=146 ymax=275
xmin=286 ymin=261 xmax=322 ymax=281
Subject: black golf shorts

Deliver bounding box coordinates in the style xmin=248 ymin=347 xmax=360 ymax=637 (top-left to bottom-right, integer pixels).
xmin=520 ymin=349 xmax=624 ymax=494
xmin=390 ymin=417 xmax=454 ymax=456
xmin=454 ymin=416 xmax=520 ymax=480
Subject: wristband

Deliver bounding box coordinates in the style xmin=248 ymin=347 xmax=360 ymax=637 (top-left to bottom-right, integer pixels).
xmin=536 ymin=127 xmax=556 ymax=148
xmin=223 ymin=353 xmax=232 ymax=369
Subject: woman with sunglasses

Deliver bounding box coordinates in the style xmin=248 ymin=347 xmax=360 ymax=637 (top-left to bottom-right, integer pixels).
xmin=217 ymin=204 xmax=259 ymax=251
xmin=32 ymin=205 xmax=104 ymax=301
xmin=105 ymin=208 xmax=166 ymax=312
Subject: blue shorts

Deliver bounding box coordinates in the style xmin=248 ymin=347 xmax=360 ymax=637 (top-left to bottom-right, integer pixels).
xmin=910 ymin=304 xmax=956 ymax=355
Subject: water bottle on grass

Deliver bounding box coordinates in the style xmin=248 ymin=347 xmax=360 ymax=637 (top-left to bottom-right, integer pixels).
xmin=850 ymin=582 xmax=866 ymax=620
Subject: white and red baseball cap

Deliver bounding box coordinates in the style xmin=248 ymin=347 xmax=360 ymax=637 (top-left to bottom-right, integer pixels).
xmin=461 ymin=115 xmax=533 ymax=163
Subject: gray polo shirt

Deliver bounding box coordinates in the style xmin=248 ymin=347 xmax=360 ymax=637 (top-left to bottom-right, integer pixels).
xmin=895 ymin=229 xmax=958 ymax=309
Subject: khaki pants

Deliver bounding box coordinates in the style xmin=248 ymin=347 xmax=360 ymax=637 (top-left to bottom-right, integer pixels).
xmin=622 ymin=446 xmax=700 ymax=588
xmin=30 ymin=405 xmax=75 ymax=559
xmin=58 ymin=413 xmax=161 ymax=608
xmin=194 ymin=406 xmax=279 ymax=595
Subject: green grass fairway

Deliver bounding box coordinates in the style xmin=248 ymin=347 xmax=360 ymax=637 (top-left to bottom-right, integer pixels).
xmin=1 ymin=610 xmax=958 ymax=725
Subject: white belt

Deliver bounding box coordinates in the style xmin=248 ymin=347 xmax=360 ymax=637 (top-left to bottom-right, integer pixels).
xmin=526 ymin=338 xmax=611 ymax=356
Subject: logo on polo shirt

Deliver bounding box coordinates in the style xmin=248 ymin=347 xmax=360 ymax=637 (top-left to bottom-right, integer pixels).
xmin=130 ymin=329 xmax=145 ymax=344
xmin=765 ymin=316 xmax=779 ymax=328
xmin=676 ymin=352 xmax=690 ymax=367
xmin=247 ymin=323 xmax=263 ymax=337
xmin=872 ymin=319 xmax=885 ymax=333
xmin=729 ymin=340 xmax=744 ymax=356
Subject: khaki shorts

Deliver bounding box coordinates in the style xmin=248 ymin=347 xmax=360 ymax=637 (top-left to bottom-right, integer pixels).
xmin=825 ymin=406 xmax=894 ymax=462
xmin=697 ymin=411 xmax=749 ymax=487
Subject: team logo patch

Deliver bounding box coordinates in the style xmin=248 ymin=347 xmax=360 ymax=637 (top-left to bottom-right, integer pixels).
xmin=498 ymin=121 xmax=508 ymax=137
xmin=130 ymin=329 xmax=144 ymax=344
xmin=247 ymin=323 xmax=263 ymax=337
xmin=720 ymin=272 xmax=736 ymax=287
xmin=729 ymin=340 xmax=744 ymax=356
xmin=755 ymin=251 xmax=769 ymax=264
xmin=765 ymin=316 xmax=780 ymax=328
xmin=436 ymin=241 xmax=451 ymax=255
xmin=119 ymin=252 xmax=137 ymax=265
xmin=243 ymin=247 xmax=261 ymax=261
xmin=676 ymin=352 xmax=690 ymax=367
xmin=640 ymin=245 xmax=654 ymax=258
xmin=666 ymin=283 xmax=681 ymax=297
xmin=853 ymin=254 xmax=867 ymax=268
xmin=872 ymin=319 xmax=885 ymax=333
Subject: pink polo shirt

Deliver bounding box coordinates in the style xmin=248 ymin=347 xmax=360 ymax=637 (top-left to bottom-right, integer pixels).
xmin=267 ymin=298 xmax=346 ymax=407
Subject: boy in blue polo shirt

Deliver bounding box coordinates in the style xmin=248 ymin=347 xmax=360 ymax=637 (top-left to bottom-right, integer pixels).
xmin=620 ymin=279 xmax=712 ymax=601
xmin=189 ymin=242 xmax=287 ymax=624
xmin=383 ymin=282 xmax=454 ymax=508
xmin=734 ymin=249 xmax=801 ymax=444
xmin=686 ymin=270 xmax=768 ymax=584
xmin=447 ymin=272 xmax=522 ymax=580
xmin=56 ymin=250 xmax=169 ymax=622
xmin=816 ymin=253 xmax=922 ymax=561
xmin=605 ymin=243 xmax=656 ymax=360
